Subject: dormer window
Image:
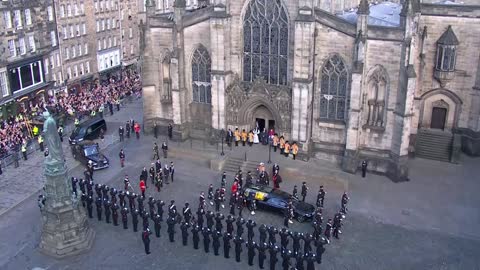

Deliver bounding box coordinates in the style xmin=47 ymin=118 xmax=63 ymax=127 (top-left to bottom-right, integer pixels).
xmin=434 ymin=25 xmax=459 ymax=87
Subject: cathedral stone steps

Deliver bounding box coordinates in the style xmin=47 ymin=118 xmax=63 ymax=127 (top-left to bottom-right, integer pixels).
xmin=415 ymin=130 xmax=453 ymax=162
xmin=222 ymin=157 xmax=261 ymax=176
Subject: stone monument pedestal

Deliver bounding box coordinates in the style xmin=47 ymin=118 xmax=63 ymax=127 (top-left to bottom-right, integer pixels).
xmin=39 ymin=162 xmax=95 ymax=258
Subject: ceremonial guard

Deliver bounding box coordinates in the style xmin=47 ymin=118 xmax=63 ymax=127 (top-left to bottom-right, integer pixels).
xmin=167 ymin=216 xmax=177 ymax=242
xmin=324 ymin=218 xmax=333 ymax=240
xmin=132 ymin=209 xmax=139 ymax=232
xmin=279 ymin=136 xmax=285 ymax=154
xmin=295 ymin=253 xmax=305 ymax=270
xmin=292 ymin=185 xmax=299 ymax=200
xmin=268 ymin=226 xmax=278 ymax=246
xmin=154 ymin=214 xmax=162 ymax=238
xmin=259 ymin=224 xmax=268 ymax=243
xmin=234 ymin=236 xmax=244 ymax=262
xmin=128 ymin=192 xmax=137 ymax=211
xmin=111 ymin=203 xmax=119 ymax=226
xmin=247 ymin=240 xmax=257 ymax=266
xmin=148 ymin=197 xmax=156 ymax=218
xmin=281 ymin=249 xmax=293 ymax=270
xmin=181 ymin=221 xmax=190 ymax=246
xmin=305 ymin=253 xmax=316 ymax=270
xmin=212 ymin=230 xmax=222 ymax=256
xmin=202 ymin=227 xmax=212 ymax=253
xmin=169 ymin=162 xmax=175 ymax=182
xmin=303 ymin=233 xmax=314 ymax=254
xmin=142 ymin=228 xmax=152 ymax=254
xmin=118 ymin=191 xmax=126 ymax=207
xmin=157 ymin=200 xmax=165 ymax=220
xmin=241 ymin=129 xmax=248 ymax=146
xmin=234 ymin=128 xmax=240 ymax=147
xmin=137 ymin=195 xmax=145 ymax=213
xmin=192 ymin=224 xmax=201 ymax=249
xmin=226 ymin=215 xmax=235 ymax=234
xmin=257 ymin=242 xmax=268 ymax=269
xmin=168 ymin=200 xmax=177 ymax=218
xmin=206 ymin=210 xmax=215 ymax=230
xmin=315 ymin=236 xmax=329 ymax=264
xmin=197 ymin=207 xmax=205 ymax=228
xmin=246 ymin=219 xmax=257 ymax=242
xmin=223 ymin=232 xmax=232 ymax=258
xmin=301 ymin=182 xmax=308 ymax=202
xmin=121 ymin=207 xmax=129 ymax=229
xmin=183 ymin=202 xmax=192 ymax=224
xmin=333 ymin=212 xmax=344 ymax=239
xmin=207 ymin=184 xmax=214 ymax=205
xmin=279 ymin=228 xmax=290 ymax=252
xmin=341 ymin=192 xmax=349 ymax=215
xmin=104 ymin=200 xmax=111 ymax=224
xmin=119 ymin=149 xmax=125 ymax=167
xmin=71 ymin=177 xmax=78 ymax=198
xmin=317 ymin=186 xmax=326 ymax=208
xmin=214 ymin=189 xmax=222 ymax=212
xmin=215 ymin=213 xmax=225 ymax=232
xmin=86 ymin=196 xmax=94 ymax=218
xmin=142 ymin=211 xmax=150 ymax=230
xmin=118 ymin=126 xmax=124 ymax=141
xmin=236 ymin=217 xmax=246 ymax=238
xmin=292 ymin=232 xmax=303 ymax=255
xmin=269 ymin=245 xmax=280 ymax=270
xmin=149 ymin=166 xmax=156 ymax=185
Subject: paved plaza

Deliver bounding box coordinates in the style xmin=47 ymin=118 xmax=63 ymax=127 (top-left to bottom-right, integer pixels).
xmin=0 ymin=98 xmax=479 ymax=270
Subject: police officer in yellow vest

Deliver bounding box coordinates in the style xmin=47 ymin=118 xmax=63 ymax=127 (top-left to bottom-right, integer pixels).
xmin=284 ymin=141 xmax=290 ymax=158
xmin=90 ymin=110 xmax=96 ymax=117
xmin=32 ymin=125 xmax=39 ymax=137
xmin=38 ymin=135 xmax=44 ymax=152
xmin=21 ymin=142 xmax=28 ymax=161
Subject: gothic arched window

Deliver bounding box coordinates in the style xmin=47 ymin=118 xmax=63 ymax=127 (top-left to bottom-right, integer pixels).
xmin=192 ymin=46 xmax=211 ymax=104
xmin=366 ymin=67 xmax=388 ymax=128
xmin=243 ymin=0 xmax=288 ymax=85
xmin=162 ymin=55 xmax=172 ymax=101
xmin=319 ymin=55 xmax=349 ymax=121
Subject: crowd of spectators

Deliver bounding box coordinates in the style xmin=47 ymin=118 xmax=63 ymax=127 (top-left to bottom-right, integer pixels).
xmin=0 ymin=70 xmax=142 ymax=159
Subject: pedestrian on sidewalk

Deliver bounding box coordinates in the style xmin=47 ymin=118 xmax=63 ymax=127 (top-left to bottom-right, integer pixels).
xmin=153 ymin=122 xmax=158 ymax=139
xmin=168 ymin=123 xmax=173 ymax=140
xmin=361 ymin=160 xmax=368 ymax=178
xmin=125 ymin=121 xmax=131 ymax=139
xmin=162 ymin=141 xmax=168 ymax=158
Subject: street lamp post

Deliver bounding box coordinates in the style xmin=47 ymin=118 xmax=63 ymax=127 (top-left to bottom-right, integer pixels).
xmin=220 ymin=129 xmax=225 ymax=156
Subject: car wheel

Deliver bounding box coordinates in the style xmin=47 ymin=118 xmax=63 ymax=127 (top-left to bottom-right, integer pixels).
xmin=296 ymin=215 xmax=306 ymax=223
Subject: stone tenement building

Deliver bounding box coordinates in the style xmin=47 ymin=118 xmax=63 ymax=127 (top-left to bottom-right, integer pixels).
xmin=141 ymin=0 xmax=480 ymax=181
xmin=0 ymin=0 xmax=59 ymax=117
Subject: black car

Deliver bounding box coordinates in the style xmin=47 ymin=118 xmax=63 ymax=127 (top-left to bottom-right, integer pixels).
xmin=243 ymin=184 xmax=315 ymax=222
xmin=69 ymin=117 xmax=107 ymax=145
xmin=71 ymin=141 xmax=109 ymax=170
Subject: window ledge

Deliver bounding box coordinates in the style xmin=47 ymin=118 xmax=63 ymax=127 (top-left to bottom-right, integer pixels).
xmin=316 ymin=119 xmax=346 ymax=129
xmin=362 ymin=124 xmax=385 ymax=133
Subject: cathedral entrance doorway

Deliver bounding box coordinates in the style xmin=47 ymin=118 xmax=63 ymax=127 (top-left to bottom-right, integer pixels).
xmin=253 ymin=105 xmax=275 ymax=132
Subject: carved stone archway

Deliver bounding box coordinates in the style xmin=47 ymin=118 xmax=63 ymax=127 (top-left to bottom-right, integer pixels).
xmin=225 ymin=76 xmax=292 ymax=136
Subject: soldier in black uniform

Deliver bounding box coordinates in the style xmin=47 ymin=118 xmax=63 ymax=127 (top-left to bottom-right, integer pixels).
xmin=111 ymin=203 xmax=119 ymax=226
xmin=361 ymin=160 xmax=368 ymax=177
xmin=313 ymin=221 xmax=322 ymax=241
xmin=102 ymin=185 xmax=110 ymax=201
xmin=246 ymin=219 xmax=256 ymax=242
xmin=223 ymin=232 xmax=232 ymax=258
xmin=245 ymin=171 xmax=253 ymax=186
xmin=118 ymin=126 xmax=124 ymax=141
xmin=215 ymin=213 xmax=224 ymax=232
xmin=183 ymin=202 xmax=192 ymax=224
xmin=317 ymin=186 xmax=326 ymax=208
xmin=303 ymin=233 xmax=314 ymax=254
xmin=110 ymin=188 xmax=118 ymax=205
xmin=292 ymin=185 xmax=299 ymax=200
xmin=121 ymin=207 xmax=129 ymax=229
xmin=226 ymin=215 xmax=235 ymax=234
xmin=206 ymin=210 xmax=215 ymax=230
xmin=168 ymin=200 xmax=177 ymax=218
xmin=268 ymin=226 xmax=278 ymax=246
xmin=148 ymin=197 xmax=156 ymax=219
xmin=233 ymin=236 xmax=244 ymax=262
xmin=118 ymin=191 xmax=126 ymax=207
xmin=301 ymin=182 xmax=308 ymax=202
xmin=137 ymin=195 xmax=145 ymax=213
xmin=324 ymin=218 xmax=333 ymax=240
xmin=214 ymin=189 xmax=221 ymax=212
xmin=86 ymin=196 xmax=94 ymax=218
xmin=95 ymin=184 xmax=102 ymax=198
xmin=333 ymin=212 xmax=344 ymax=239
xmin=229 ymin=194 xmax=236 ymax=216
xmin=104 ymin=200 xmax=111 ymax=224
xmin=314 ymin=236 xmax=329 ymax=264
xmin=142 ymin=211 xmax=150 ymax=230
xmin=132 ymin=209 xmax=139 ymax=232
xmin=212 ymin=230 xmax=222 ymax=256
xmin=127 ymin=192 xmax=136 ymax=211
xmin=269 ymin=245 xmax=280 ymax=270
xmin=305 ymin=252 xmax=316 ymax=270
xmin=281 ymin=249 xmax=293 ymax=270
xmin=259 ymin=224 xmax=268 ymax=243
xmin=295 ymin=252 xmax=305 ymax=270
xmin=142 ymin=228 xmax=152 ymax=254
xmin=181 ymin=221 xmax=190 ymax=246
xmin=79 ymin=178 xmax=86 ymax=195
xmin=341 ymin=192 xmax=349 ymax=215
xmin=257 ymin=242 xmax=268 ymax=269
xmin=246 ymin=240 xmax=257 ymax=266
xmin=292 ymin=231 xmax=303 ymax=255
xmin=140 ymin=167 xmax=148 ymax=184
xmin=153 ymin=200 xmax=162 ymax=220
xmin=237 ymin=193 xmax=245 ymax=217
xmin=197 ymin=207 xmax=205 ymax=228
xmin=167 ymin=216 xmax=177 ymax=242
xmin=279 ymin=228 xmax=290 ymax=252
xmin=154 ymin=214 xmax=162 ymax=238
xmin=202 ymin=227 xmax=212 ymax=253
xmin=192 ymin=224 xmax=201 ymax=249
xmin=283 ymin=208 xmax=290 ymax=228
xmin=236 ymin=217 xmax=245 ymax=238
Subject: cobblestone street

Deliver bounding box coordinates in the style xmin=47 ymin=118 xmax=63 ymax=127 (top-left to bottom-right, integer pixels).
xmin=0 ymin=98 xmax=479 ymax=270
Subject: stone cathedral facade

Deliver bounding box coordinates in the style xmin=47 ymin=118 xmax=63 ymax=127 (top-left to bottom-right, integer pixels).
xmin=141 ymin=0 xmax=480 ymax=181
